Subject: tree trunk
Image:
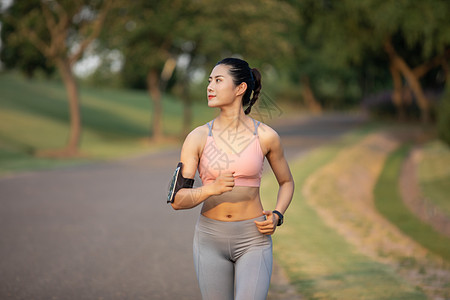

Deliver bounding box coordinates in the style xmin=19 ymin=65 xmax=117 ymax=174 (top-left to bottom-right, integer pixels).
xmin=147 ymin=69 xmax=163 ymax=141
xmin=443 ymin=59 xmax=449 ymax=81
xmin=413 ymin=52 xmax=448 ymax=78
xmin=402 ymin=85 xmax=413 ymax=106
xmin=55 ymin=57 xmax=81 ymax=156
xmin=300 ymin=76 xmax=322 ymax=114
xmin=389 ymin=63 xmax=406 ymax=121
xmin=384 ymin=40 xmax=430 ymax=123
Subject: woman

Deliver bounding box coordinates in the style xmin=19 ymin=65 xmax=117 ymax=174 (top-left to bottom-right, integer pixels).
xmin=171 ymin=57 xmax=294 ymax=300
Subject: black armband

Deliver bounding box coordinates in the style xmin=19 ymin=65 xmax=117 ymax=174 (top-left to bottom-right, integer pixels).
xmin=167 ymin=162 xmax=194 ymax=203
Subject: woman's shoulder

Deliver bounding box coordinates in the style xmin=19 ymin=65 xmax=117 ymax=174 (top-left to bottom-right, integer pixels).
xmin=256 ymin=121 xmax=280 ymax=141
xmin=179 ymin=123 xmax=210 ymax=169
xmin=255 ymin=120 xmax=282 ymax=155
xmin=182 ymin=122 xmax=211 ymax=148
xmin=188 ymin=122 xmax=210 ymax=138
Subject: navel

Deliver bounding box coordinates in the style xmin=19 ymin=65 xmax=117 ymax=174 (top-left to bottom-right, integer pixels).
xmin=226 ymin=214 xmax=232 ymax=219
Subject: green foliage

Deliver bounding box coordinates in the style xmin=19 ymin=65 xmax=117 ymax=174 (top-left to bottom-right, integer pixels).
xmin=194 ymin=0 xmax=296 ymax=65
xmin=102 ymin=0 xmax=188 ymax=88
xmin=1 ymin=0 xmax=112 ymax=71
xmin=282 ymin=0 xmax=450 ymax=110
xmin=2 ymin=0 xmax=449 ymax=113
xmin=0 ymin=0 xmax=54 ymax=77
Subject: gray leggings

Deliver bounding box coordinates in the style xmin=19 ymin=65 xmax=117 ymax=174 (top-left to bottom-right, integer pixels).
xmin=193 ymin=215 xmax=273 ymax=300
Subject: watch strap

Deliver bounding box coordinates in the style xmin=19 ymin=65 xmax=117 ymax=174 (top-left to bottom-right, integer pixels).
xmin=272 ymin=210 xmax=284 ymax=226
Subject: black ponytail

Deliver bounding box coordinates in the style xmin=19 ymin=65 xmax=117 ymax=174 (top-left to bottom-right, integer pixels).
xmin=244 ymin=68 xmax=261 ymax=115
xmin=216 ymin=58 xmax=262 ymax=115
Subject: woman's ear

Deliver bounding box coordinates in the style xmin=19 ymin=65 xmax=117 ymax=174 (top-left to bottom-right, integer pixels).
xmin=235 ymin=82 xmax=247 ymax=97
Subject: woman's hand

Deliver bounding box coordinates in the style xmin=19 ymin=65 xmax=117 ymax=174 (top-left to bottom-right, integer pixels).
xmin=254 ymin=210 xmax=278 ymax=235
xmin=212 ymin=171 xmax=235 ymax=195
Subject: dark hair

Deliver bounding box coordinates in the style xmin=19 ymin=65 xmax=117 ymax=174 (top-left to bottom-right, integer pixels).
xmin=216 ymin=58 xmax=262 ymax=115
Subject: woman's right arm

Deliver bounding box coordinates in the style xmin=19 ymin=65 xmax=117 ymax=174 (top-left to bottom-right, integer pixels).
xmin=171 ymin=127 xmax=234 ymax=210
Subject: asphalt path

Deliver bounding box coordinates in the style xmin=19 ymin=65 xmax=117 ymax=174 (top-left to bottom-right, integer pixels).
xmin=0 ymin=112 xmax=367 ymax=299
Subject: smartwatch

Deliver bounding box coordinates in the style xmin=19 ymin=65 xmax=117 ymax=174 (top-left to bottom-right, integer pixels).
xmin=272 ymin=210 xmax=284 ymax=226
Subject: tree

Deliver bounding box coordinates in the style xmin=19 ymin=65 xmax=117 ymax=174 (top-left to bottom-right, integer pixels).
xmin=293 ymin=0 xmax=450 ymax=122
xmin=281 ymin=0 xmax=327 ymax=112
xmin=281 ymin=0 xmax=373 ymax=112
xmin=437 ymin=81 xmax=450 ymax=145
xmin=101 ymin=0 xmax=198 ymax=142
xmin=104 ymin=0 xmax=296 ymax=139
xmin=2 ymin=0 xmax=115 ymax=156
xmin=173 ymin=0 xmax=297 ymax=135
xmin=0 ymin=1 xmax=55 ymax=78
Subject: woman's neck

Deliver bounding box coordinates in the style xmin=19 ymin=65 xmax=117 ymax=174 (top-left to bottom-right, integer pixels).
xmin=216 ymin=107 xmax=248 ymax=130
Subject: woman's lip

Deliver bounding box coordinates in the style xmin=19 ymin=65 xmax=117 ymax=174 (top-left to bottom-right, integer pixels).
xmin=208 ymin=95 xmax=215 ymax=99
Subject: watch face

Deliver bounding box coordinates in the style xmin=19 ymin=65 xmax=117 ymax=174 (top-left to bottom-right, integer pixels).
xmin=167 ymin=166 xmax=181 ymax=203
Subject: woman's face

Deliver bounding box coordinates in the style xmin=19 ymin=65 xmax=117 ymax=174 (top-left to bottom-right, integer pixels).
xmin=207 ymin=64 xmax=241 ymax=108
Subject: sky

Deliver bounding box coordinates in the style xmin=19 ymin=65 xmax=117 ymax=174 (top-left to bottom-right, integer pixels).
xmin=1 ymin=0 xmax=12 ymax=11
xmin=0 ymin=0 xmax=13 ymax=70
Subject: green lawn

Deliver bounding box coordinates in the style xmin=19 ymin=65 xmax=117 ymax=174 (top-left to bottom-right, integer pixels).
xmin=261 ymin=127 xmax=426 ymax=299
xmin=374 ymin=144 xmax=450 ymax=262
xmin=0 ymin=73 xmax=216 ymax=174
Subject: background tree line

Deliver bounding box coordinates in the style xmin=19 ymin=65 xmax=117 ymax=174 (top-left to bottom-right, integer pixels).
xmin=1 ymin=0 xmax=449 ymax=156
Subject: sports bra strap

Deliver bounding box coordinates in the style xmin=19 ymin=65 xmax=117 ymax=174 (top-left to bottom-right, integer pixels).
xmin=253 ymin=119 xmax=261 ymax=135
xmin=208 ymin=119 xmax=259 ymax=135
xmin=207 ymin=119 xmax=215 ymax=136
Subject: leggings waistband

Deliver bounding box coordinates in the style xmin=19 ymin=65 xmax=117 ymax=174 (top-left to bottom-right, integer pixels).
xmin=196 ymin=214 xmax=266 ymax=237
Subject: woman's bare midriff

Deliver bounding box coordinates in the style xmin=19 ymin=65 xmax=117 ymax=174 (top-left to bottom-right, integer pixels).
xmin=201 ymin=186 xmax=264 ymax=221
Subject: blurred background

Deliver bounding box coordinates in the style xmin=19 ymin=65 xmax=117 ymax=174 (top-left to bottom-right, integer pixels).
xmin=0 ymin=0 xmax=449 ymax=299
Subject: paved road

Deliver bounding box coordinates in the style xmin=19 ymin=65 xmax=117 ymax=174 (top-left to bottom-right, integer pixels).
xmin=0 ymin=113 xmax=367 ymax=299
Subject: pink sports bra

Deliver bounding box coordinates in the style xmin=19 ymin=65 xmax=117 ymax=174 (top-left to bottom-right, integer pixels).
xmin=198 ymin=119 xmax=264 ymax=187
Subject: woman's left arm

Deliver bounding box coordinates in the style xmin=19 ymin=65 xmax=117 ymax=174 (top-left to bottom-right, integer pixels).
xmin=255 ymin=126 xmax=295 ymax=235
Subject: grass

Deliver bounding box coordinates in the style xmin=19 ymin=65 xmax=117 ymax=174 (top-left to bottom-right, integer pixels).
xmin=417 ymin=140 xmax=450 ymax=218
xmin=261 ymin=126 xmax=426 ymax=299
xmin=374 ymin=144 xmax=450 ymax=262
xmin=0 ymin=72 xmax=217 ymax=175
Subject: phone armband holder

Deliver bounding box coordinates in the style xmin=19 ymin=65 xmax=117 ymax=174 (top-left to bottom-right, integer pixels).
xmin=167 ymin=162 xmax=194 ymax=203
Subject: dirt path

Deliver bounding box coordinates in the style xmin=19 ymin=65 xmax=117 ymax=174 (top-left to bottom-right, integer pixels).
xmin=303 ymin=131 xmax=450 ymax=299
xmin=400 ymin=147 xmax=450 ymax=238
